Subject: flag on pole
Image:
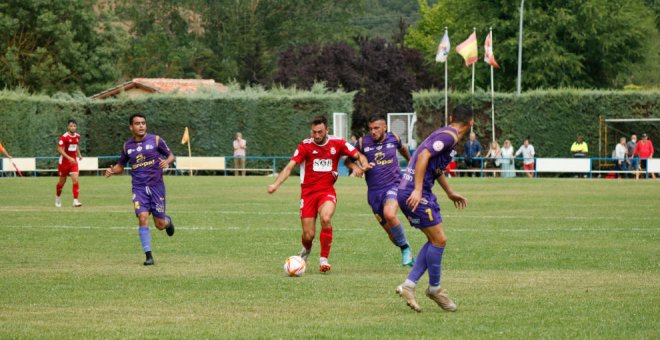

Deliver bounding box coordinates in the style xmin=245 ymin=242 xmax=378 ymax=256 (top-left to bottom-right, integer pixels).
xmin=484 ymin=31 xmax=500 ymax=68
xmin=181 ymin=127 xmax=190 ymax=145
xmin=435 ymin=31 xmax=451 ymax=63
xmin=456 ymin=32 xmax=478 ymax=67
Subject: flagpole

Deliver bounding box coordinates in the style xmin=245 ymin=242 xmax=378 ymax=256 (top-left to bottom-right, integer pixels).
xmin=188 ymin=136 xmax=192 ymax=177
xmin=444 ymin=27 xmax=449 ymax=126
xmin=490 ymin=27 xmax=496 ymax=143
xmin=471 ymin=27 xmax=476 ymax=95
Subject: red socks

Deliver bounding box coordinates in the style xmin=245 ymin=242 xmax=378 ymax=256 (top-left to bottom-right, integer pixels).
xmin=320 ymin=227 xmax=333 ymax=258
xmin=56 ymin=183 xmax=64 ymax=197
xmin=72 ymin=183 xmax=79 ymax=199
xmin=302 ymin=237 xmax=313 ymax=251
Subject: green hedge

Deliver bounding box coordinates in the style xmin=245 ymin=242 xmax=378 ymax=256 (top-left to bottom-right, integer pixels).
xmin=0 ymin=88 xmax=354 ymax=166
xmin=413 ymin=89 xmax=660 ymax=158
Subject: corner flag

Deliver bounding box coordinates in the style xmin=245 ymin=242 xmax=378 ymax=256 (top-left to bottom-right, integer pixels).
xmin=181 ymin=127 xmax=190 ymax=145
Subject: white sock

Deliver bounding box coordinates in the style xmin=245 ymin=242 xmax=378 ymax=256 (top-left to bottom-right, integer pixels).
xmin=428 ymin=285 xmax=440 ymax=295
xmin=403 ymin=279 xmax=416 ymax=289
xmin=320 ymin=257 xmax=328 ymax=264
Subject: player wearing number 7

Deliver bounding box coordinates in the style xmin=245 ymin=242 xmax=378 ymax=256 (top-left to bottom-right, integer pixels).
xmin=395 ymin=105 xmax=474 ymax=313
xmin=268 ymin=116 xmax=371 ymax=273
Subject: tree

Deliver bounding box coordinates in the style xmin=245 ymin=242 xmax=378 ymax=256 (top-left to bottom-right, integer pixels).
xmin=405 ymin=0 xmax=659 ymax=91
xmin=114 ymin=0 xmax=214 ymax=80
xmin=274 ymin=37 xmax=441 ymax=134
xmin=0 ymin=0 xmax=124 ymax=94
xmin=202 ymin=0 xmax=364 ymax=85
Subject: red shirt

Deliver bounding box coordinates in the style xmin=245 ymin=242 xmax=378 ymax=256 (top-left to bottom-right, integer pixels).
xmin=58 ymin=132 xmax=80 ymax=164
xmin=633 ymin=140 xmax=654 ymax=158
xmin=291 ymin=136 xmax=358 ymax=192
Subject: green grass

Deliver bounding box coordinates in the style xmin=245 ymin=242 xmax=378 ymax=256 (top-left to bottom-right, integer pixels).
xmin=1 ymin=176 xmax=658 ymax=338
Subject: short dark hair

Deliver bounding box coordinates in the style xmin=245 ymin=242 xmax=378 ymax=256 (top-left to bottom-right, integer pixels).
xmin=67 ymin=119 xmax=77 ymax=125
xmin=311 ymin=115 xmax=328 ymax=127
xmin=129 ymin=113 xmax=146 ymax=125
xmin=368 ymin=114 xmax=386 ymax=123
xmin=450 ymin=105 xmax=474 ymax=124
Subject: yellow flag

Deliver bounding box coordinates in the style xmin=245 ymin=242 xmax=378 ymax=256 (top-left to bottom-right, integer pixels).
xmin=456 ymin=32 xmax=478 ymax=67
xmin=181 ymin=127 xmax=190 ymax=145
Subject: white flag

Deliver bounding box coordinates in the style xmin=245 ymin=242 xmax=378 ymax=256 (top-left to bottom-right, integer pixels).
xmin=435 ymin=31 xmax=451 ymax=63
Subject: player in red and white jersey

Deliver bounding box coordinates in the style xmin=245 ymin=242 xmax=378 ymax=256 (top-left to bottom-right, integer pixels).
xmin=55 ymin=119 xmax=83 ymax=208
xmin=268 ymin=116 xmax=371 ymax=273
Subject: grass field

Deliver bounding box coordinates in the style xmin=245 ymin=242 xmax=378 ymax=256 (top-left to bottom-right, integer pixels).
xmin=1 ymin=176 xmax=658 ymax=338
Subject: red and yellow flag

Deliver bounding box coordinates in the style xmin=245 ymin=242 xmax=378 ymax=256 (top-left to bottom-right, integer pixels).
xmin=456 ymin=32 xmax=478 ymax=67
xmin=484 ymin=31 xmax=500 ymax=68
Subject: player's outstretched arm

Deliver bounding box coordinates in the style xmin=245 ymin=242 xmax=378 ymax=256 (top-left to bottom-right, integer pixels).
xmin=105 ymin=164 xmax=125 ymax=177
xmin=355 ymin=152 xmax=373 ymax=172
xmin=268 ymin=160 xmax=297 ymax=194
xmin=344 ymin=157 xmax=363 ymax=177
xmin=436 ymin=173 xmax=467 ymax=209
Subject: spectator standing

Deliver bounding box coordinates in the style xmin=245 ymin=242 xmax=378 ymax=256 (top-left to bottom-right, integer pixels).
xmin=500 ymin=139 xmax=516 ymax=178
xmin=233 ymin=132 xmax=247 ymax=176
xmin=627 ymin=134 xmax=639 ymax=176
xmin=570 ymin=136 xmax=589 ymax=158
xmin=349 ymin=135 xmax=358 ymax=147
xmin=483 ymin=141 xmax=501 ymax=177
xmin=463 ymin=132 xmax=482 ymax=177
xmin=633 ymin=133 xmax=655 ymax=179
xmin=570 ymin=136 xmax=589 ymax=178
xmin=614 ymin=137 xmax=628 ymax=179
xmin=514 ymin=138 xmax=535 ymax=178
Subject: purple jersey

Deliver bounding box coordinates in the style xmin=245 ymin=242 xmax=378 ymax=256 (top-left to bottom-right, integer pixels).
xmin=118 ymin=134 xmax=172 ymax=188
xmin=399 ymin=127 xmax=459 ymax=193
xmin=359 ymin=132 xmax=403 ymax=192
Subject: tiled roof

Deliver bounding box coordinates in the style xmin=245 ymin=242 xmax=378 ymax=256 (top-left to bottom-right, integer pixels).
xmin=90 ymin=78 xmax=228 ymax=99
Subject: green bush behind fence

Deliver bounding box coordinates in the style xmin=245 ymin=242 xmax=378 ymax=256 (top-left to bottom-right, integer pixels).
xmin=0 ymin=90 xmax=354 ymax=169
xmin=414 ymin=89 xmax=659 ymax=158
xmin=1 ymin=89 xmax=657 ymax=166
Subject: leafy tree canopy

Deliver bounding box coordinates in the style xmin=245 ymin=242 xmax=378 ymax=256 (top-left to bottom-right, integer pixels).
xmin=405 ymin=0 xmax=659 ymax=91
xmin=0 ymin=0 xmax=124 ymax=94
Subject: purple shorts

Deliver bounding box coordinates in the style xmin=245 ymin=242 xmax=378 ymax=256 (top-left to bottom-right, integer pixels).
xmin=132 ymin=184 xmax=167 ymax=219
xmin=367 ymin=187 xmax=399 ymax=226
xmin=397 ymin=189 xmax=442 ymax=229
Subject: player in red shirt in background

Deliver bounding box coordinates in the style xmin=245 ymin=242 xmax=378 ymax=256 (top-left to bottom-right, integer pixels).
xmin=268 ymin=116 xmax=371 ymax=273
xmin=56 ymin=119 xmax=83 ymax=207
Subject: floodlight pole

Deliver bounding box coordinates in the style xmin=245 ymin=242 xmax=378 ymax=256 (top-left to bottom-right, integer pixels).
xmin=516 ymin=0 xmax=524 ymax=96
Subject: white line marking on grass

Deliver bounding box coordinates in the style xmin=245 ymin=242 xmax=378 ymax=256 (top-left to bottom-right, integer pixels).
xmin=1 ymin=225 xmax=658 ymax=233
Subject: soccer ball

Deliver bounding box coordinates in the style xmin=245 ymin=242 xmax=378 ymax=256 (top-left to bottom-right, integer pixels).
xmin=283 ymin=255 xmax=306 ymax=277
